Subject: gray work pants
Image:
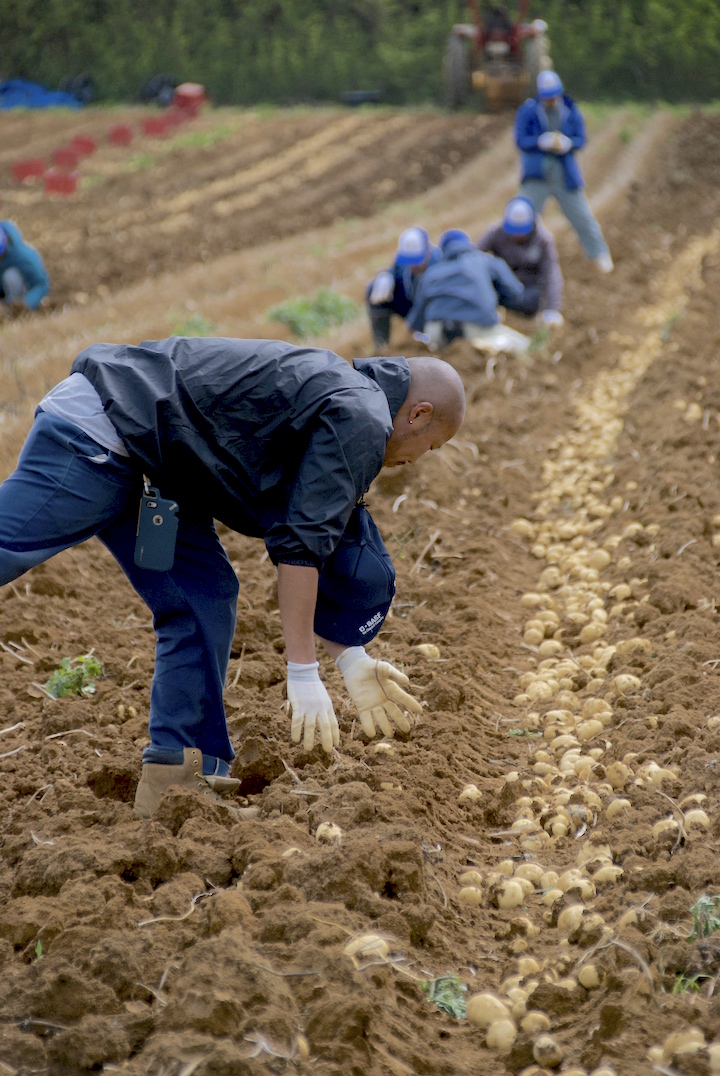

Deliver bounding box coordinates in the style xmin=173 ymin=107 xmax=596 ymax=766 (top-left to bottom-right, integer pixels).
xmin=520 ymin=177 xmax=609 ymax=260
xmin=1 ymin=268 xmax=28 ymax=304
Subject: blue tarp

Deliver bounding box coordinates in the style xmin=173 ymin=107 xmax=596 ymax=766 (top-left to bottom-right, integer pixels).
xmin=0 ymin=79 xmax=83 ymax=110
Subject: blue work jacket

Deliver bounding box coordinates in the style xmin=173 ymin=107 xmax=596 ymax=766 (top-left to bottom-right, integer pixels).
xmin=514 ymin=94 xmax=586 ymax=191
xmin=368 ymin=245 xmax=441 ymax=317
xmin=0 ymin=220 xmax=49 ymax=308
xmin=407 ymin=236 xmax=523 ymax=330
xmin=73 ymin=338 xmax=410 ymax=570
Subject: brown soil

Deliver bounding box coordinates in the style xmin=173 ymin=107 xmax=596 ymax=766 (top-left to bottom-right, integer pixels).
xmin=0 ymin=107 xmax=504 ymax=309
xmin=1 ymin=108 xmax=720 ymax=1076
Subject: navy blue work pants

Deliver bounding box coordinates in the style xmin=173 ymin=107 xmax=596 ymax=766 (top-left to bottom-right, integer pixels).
xmin=0 ymin=412 xmax=239 ymax=765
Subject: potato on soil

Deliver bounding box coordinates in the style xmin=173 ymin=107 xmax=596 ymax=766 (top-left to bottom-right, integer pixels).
xmin=486 ymin=1018 xmax=517 ymax=1052
xmin=533 ymin=1034 xmax=564 ymax=1068
xmin=343 ymin=933 xmax=390 ymax=960
xmin=315 ymin=822 xmax=343 ymax=844
xmin=466 ymin=993 xmax=511 ymax=1028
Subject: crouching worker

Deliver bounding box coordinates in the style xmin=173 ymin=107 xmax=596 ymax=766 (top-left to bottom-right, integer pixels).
xmin=477 ymin=196 xmax=564 ymax=327
xmin=407 ymin=229 xmax=530 ymax=355
xmin=0 ymin=338 xmax=465 ymax=819
xmin=0 ymin=221 xmax=49 ymax=311
xmin=366 ymin=227 xmax=440 ymax=347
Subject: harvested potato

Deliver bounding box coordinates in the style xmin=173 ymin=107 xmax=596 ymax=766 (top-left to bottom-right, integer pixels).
xmin=533 ymin=1034 xmax=564 ymax=1068
xmin=458 ymin=886 xmax=483 ymax=907
xmin=315 ymin=822 xmax=343 ymax=844
xmin=486 ymin=1018 xmax=517 ymax=1053
xmin=415 ymin=643 xmax=440 ymax=659
xmin=466 ymin=992 xmax=511 ymax=1028
xmin=521 ymin=1011 xmax=551 ymax=1034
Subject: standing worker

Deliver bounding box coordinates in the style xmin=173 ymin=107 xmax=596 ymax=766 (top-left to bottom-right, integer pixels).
xmin=366 ymin=227 xmax=440 ymax=347
xmin=0 ymin=338 xmax=465 ymax=819
xmin=477 ymin=196 xmax=564 ymax=326
xmin=407 ymin=229 xmax=529 ymax=353
xmin=514 ymin=71 xmax=613 ymax=273
xmin=0 ymin=221 xmax=49 ymax=311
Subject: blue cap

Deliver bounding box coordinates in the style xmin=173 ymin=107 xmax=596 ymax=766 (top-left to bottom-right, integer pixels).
xmin=439 ymin=228 xmax=471 ymax=251
xmin=396 ymin=227 xmax=430 ymax=267
xmin=314 ymin=505 xmax=395 ymax=646
xmin=0 ymin=227 xmax=7 ymax=258
xmin=503 ymin=196 xmax=536 ymax=237
xmin=537 ymin=70 xmax=563 ymax=98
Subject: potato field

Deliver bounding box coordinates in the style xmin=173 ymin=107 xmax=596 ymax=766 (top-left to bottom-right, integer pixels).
xmin=1 ymin=103 xmax=720 ymax=1076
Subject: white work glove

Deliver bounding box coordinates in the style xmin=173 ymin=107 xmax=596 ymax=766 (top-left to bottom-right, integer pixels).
xmin=537 ymin=131 xmax=556 ymax=152
xmin=542 ymin=309 xmax=564 ymax=327
xmin=336 ymin=646 xmax=423 ymax=739
xmin=369 ymin=271 xmax=395 ymax=306
xmin=554 ymin=133 xmax=573 ymax=155
xmin=287 ymin=661 xmax=340 ymax=755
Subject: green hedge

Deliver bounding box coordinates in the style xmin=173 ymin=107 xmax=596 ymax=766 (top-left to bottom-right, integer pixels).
xmin=3 ymin=0 xmax=720 ymax=105
xmin=2 ymin=0 xmax=463 ymax=104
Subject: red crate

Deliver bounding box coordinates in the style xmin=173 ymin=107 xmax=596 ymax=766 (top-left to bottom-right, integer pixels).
xmin=142 ymin=116 xmax=168 ymax=137
xmin=52 ymin=147 xmax=80 ymax=170
xmin=164 ymin=107 xmax=187 ymax=127
xmin=11 ymin=158 xmax=46 ymax=182
xmin=173 ymin=82 xmax=207 ymax=118
xmin=108 ymin=124 xmax=133 ymax=146
xmin=44 ymin=169 xmax=79 ymax=196
xmin=70 ymin=135 xmax=97 ymax=156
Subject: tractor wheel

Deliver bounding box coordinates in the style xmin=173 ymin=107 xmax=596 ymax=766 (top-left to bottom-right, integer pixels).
xmin=443 ymin=33 xmax=471 ymax=110
xmin=523 ymin=33 xmax=550 ymax=91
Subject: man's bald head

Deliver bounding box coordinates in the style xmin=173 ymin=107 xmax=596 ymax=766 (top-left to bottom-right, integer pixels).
xmin=383 ymin=356 xmax=466 ymax=467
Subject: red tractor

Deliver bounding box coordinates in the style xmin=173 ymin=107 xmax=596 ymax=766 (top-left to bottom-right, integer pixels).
xmin=443 ymin=1 xmax=551 ymax=111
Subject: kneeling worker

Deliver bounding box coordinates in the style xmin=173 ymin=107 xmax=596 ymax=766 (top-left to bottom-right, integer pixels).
xmin=0 ymin=338 xmax=465 ymax=819
xmin=366 ymin=227 xmax=440 ymax=347
xmin=407 ymin=229 xmax=529 ymax=354
xmin=477 ymin=196 xmax=564 ymax=327
xmin=0 ymin=221 xmax=49 ymax=311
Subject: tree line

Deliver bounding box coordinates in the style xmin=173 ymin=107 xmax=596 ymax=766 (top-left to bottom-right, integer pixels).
xmin=2 ymin=0 xmax=719 ymax=105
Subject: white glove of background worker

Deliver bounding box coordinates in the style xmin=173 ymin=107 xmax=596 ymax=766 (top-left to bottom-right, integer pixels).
xmin=336 ymin=646 xmax=423 ymax=739
xmin=287 ymin=661 xmax=340 ymax=754
xmin=537 ymin=131 xmax=556 ymax=152
xmin=542 ymin=309 xmax=564 ymax=327
xmin=369 ymin=271 xmax=395 ymax=306
xmin=538 ymin=131 xmax=572 ymax=155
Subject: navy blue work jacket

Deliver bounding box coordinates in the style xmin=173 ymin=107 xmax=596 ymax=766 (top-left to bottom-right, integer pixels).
xmin=72 ymin=338 xmax=409 ymax=568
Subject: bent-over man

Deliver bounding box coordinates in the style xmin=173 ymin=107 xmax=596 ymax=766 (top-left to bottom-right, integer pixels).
xmin=366 ymin=227 xmax=441 ymax=347
xmin=477 ymin=196 xmax=564 ymax=326
xmin=0 ymin=338 xmax=465 ymax=818
xmin=0 ymin=221 xmax=49 ymax=311
xmin=407 ymin=229 xmax=529 ymax=353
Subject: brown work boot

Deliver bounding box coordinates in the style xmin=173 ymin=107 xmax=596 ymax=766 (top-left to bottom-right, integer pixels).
xmin=134 ymin=747 xmax=258 ymax=821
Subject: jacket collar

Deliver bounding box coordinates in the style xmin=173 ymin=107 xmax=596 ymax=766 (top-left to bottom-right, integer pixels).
xmin=353 ymin=356 xmax=410 ymax=419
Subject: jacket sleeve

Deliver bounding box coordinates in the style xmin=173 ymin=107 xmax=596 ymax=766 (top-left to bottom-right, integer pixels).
xmin=538 ymin=230 xmax=563 ymax=312
xmin=264 ymin=397 xmax=388 ymax=568
xmin=567 ymin=103 xmax=586 ymax=151
xmin=2 ymin=222 xmax=49 ymax=309
xmin=487 ymin=254 xmax=524 ymax=300
xmin=476 ymin=225 xmax=498 ymax=253
xmin=23 ymin=267 xmax=50 ymax=310
xmin=406 ymin=275 xmax=429 ymax=331
xmin=514 ymin=102 xmax=541 ymax=152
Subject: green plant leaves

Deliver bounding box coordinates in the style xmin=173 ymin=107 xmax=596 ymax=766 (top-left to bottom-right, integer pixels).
xmin=421 ymin=975 xmax=467 ymax=1019
xmin=267 ymin=287 xmax=360 ymax=340
xmin=45 ymin=653 xmax=103 ymax=699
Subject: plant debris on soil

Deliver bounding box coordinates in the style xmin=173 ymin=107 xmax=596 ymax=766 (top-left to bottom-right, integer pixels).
xmin=2 ymin=107 xmax=720 ymax=1075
